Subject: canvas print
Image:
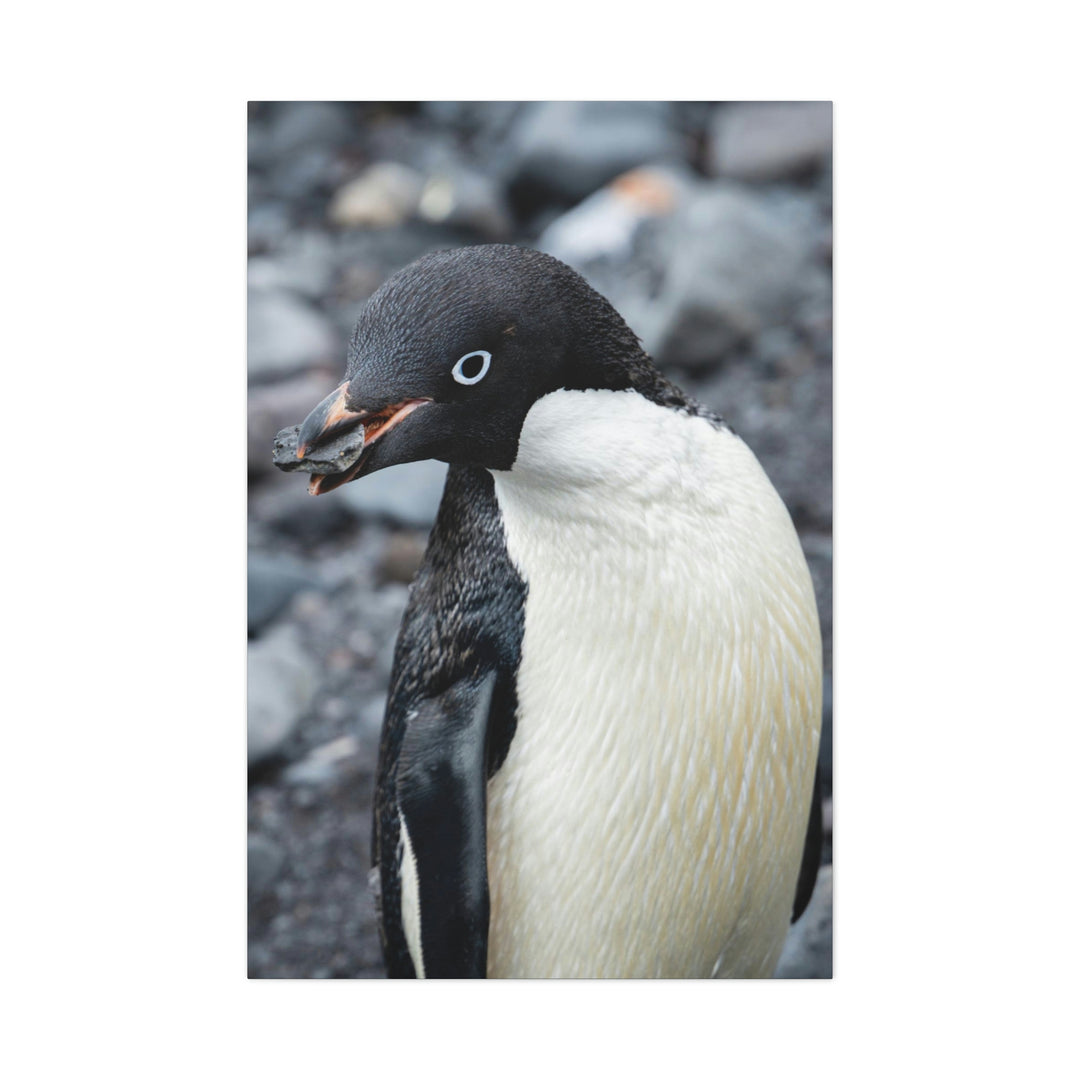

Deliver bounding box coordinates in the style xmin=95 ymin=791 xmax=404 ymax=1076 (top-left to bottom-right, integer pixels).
xmin=248 ymin=101 xmax=833 ymax=978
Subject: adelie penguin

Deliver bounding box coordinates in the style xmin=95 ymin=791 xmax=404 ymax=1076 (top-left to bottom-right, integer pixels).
xmin=274 ymin=243 xmax=823 ymax=979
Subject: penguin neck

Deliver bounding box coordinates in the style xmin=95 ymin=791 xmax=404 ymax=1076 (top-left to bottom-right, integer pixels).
xmin=496 ymin=388 xmax=657 ymax=490
xmin=491 ymin=387 xmax=713 ymax=528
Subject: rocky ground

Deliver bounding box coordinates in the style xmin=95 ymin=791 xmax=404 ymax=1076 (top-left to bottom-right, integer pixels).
xmin=247 ymin=101 xmax=833 ymax=979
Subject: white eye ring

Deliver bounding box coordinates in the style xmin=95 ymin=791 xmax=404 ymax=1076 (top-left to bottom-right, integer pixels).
xmin=452 ymin=350 xmax=491 ymax=386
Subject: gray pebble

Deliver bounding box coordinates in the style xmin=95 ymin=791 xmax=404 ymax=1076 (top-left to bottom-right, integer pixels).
xmin=774 ymin=865 xmax=833 ymax=978
xmin=248 ymin=287 xmax=339 ymax=382
xmin=248 ymin=834 xmax=286 ymax=894
xmin=248 ymin=626 xmax=316 ymax=765
xmin=709 ymin=102 xmax=832 ymax=182
xmin=644 ymin=185 xmax=827 ymax=369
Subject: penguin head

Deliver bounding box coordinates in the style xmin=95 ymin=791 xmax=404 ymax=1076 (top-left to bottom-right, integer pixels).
xmin=283 ymin=245 xmax=651 ymax=493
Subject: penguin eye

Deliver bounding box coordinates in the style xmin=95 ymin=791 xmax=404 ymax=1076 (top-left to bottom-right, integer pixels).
xmin=452 ymin=350 xmax=491 ymax=386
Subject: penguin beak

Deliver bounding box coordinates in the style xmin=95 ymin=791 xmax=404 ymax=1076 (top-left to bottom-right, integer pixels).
xmin=277 ymin=381 xmax=432 ymax=495
xmin=295 ymin=380 xmax=364 ymax=461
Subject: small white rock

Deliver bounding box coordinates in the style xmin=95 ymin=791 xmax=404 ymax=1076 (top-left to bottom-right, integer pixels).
xmin=328 ymin=162 xmax=424 ymax=229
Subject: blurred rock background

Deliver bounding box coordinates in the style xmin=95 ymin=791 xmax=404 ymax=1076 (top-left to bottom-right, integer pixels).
xmin=247 ymin=101 xmax=833 ymax=979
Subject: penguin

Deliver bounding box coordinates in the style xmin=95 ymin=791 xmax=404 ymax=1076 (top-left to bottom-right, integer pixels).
xmin=273 ymin=244 xmax=823 ymax=979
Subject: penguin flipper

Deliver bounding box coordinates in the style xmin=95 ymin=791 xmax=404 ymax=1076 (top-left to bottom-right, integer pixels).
xmin=791 ymin=763 xmax=823 ymax=923
xmin=392 ymin=670 xmax=496 ymax=978
xmin=372 ymin=465 xmax=526 ymax=978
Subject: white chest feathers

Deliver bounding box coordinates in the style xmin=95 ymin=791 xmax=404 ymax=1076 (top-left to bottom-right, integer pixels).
xmin=485 ymin=388 xmax=822 ymax=978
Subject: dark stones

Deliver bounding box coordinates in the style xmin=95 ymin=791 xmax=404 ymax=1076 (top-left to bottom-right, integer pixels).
xmin=708 ymin=101 xmax=833 ymax=182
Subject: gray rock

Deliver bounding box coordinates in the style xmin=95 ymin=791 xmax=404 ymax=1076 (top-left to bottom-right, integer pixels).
xmin=248 ymin=834 xmax=286 ymax=893
xmin=506 ymin=101 xmax=685 ymax=209
xmin=643 ymin=185 xmax=825 ymax=369
xmin=339 ymin=458 xmax=448 ymax=528
xmin=248 ymin=370 xmax=340 ymax=478
xmin=272 ymin=421 xmax=364 ymax=477
xmin=247 ymin=229 xmax=336 ymax=299
xmin=774 ymin=865 xmax=833 ymax=978
xmin=709 ymin=102 xmax=832 ymax=182
xmin=283 ymin=734 xmax=364 ymax=787
xmin=248 ymin=287 xmax=339 ymax=381
xmin=248 ymin=626 xmax=317 ymax=764
xmin=248 ymin=200 xmax=293 ymax=254
xmin=267 ymin=102 xmax=353 ymax=159
xmin=248 ymin=552 xmax=322 ymax=637
xmin=247 ymin=116 xmax=272 ymax=170
xmin=420 ymin=101 xmax=523 ymax=143
xmin=361 ymin=115 xmax=459 ymax=177
xmin=269 ymin=146 xmax=340 ymax=203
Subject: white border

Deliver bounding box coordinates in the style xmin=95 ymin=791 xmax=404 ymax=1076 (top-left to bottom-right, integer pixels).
xmin=5 ymin=5 xmax=1077 ymax=1077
